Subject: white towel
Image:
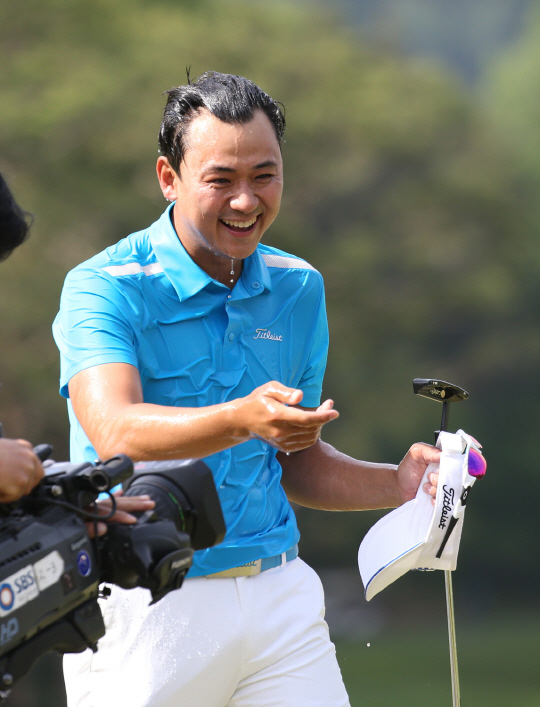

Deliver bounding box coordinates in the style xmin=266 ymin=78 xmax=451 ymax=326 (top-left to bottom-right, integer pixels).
xmin=358 ymin=430 xmax=484 ymax=601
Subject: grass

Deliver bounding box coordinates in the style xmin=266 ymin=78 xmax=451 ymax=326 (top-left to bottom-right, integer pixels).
xmin=335 ymin=614 xmax=540 ymax=706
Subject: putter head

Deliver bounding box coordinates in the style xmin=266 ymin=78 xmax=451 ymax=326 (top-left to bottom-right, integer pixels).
xmin=413 ymin=378 xmax=469 ymax=404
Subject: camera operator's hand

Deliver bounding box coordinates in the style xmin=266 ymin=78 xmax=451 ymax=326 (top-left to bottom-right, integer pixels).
xmin=86 ymin=489 xmax=155 ymax=538
xmin=0 ymin=438 xmax=44 ymax=502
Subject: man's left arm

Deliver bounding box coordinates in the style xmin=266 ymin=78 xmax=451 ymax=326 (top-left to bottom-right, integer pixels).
xmin=276 ymin=277 xmax=440 ymax=511
xmin=278 ymin=437 xmax=440 ymax=511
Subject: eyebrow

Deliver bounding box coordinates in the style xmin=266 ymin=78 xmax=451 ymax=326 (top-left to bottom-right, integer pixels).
xmin=210 ymin=161 xmax=279 ymax=173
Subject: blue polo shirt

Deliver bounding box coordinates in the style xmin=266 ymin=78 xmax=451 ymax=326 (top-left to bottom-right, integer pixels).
xmin=53 ymin=205 xmax=329 ymax=576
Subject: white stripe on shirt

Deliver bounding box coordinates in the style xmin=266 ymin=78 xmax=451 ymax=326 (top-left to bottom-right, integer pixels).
xmin=262 ymin=254 xmax=315 ymax=271
xmin=103 ymin=256 xmax=314 ymax=277
xmin=102 ymin=262 xmax=164 ymax=277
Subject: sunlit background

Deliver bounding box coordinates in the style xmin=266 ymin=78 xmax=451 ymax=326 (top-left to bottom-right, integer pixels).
xmin=1 ymin=1 xmax=540 ymax=704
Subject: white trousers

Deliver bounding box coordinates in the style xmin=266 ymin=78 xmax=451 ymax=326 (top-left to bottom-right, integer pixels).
xmin=64 ymin=558 xmax=350 ymax=707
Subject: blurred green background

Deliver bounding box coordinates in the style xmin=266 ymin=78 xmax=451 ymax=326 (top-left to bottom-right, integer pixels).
xmin=1 ymin=0 xmax=540 ymax=704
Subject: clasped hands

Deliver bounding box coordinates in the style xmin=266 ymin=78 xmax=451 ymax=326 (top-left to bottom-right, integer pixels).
xmin=236 ymin=381 xmax=338 ymax=453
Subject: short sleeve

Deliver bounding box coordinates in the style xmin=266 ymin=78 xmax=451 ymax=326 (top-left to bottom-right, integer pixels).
xmin=53 ymin=267 xmax=138 ymax=398
xmin=296 ymin=283 xmax=329 ymax=408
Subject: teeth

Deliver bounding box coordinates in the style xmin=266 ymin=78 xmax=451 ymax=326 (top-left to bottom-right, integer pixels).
xmin=222 ymin=217 xmax=257 ymax=229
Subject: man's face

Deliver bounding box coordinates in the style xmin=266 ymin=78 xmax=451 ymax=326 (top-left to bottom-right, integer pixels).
xmin=160 ymin=109 xmax=283 ymax=267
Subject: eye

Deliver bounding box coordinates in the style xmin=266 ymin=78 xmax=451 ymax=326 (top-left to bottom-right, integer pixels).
xmin=255 ymin=173 xmax=274 ymax=181
xmin=209 ymin=177 xmax=230 ymax=185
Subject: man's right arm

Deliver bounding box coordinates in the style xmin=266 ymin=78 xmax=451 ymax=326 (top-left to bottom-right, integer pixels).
xmin=68 ymin=362 xmax=339 ymax=462
xmin=0 ymin=439 xmax=44 ymax=502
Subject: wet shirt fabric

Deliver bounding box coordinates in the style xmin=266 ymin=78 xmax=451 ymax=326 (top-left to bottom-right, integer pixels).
xmin=53 ymin=205 xmax=329 ymax=576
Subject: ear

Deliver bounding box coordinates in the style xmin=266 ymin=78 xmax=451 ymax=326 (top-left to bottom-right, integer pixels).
xmin=156 ymin=156 xmax=180 ymax=201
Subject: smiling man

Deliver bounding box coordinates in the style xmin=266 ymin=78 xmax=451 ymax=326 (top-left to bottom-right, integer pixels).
xmin=54 ymin=73 xmax=439 ymax=707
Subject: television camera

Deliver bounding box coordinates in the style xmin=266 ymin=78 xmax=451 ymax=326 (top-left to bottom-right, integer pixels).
xmin=0 ymin=445 xmax=225 ymax=700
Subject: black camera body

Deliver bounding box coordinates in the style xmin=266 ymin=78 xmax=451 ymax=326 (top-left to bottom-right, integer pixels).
xmin=0 ymin=453 xmax=225 ymax=699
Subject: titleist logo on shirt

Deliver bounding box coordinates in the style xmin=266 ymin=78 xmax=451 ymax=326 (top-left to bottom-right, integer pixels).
xmin=253 ymin=329 xmax=283 ymax=341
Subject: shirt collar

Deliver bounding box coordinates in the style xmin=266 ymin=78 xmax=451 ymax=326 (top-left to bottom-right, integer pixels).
xmin=149 ymin=204 xmax=272 ymax=301
xmin=149 ymin=205 xmax=213 ymax=302
xmin=237 ymin=246 xmax=272 ymax=298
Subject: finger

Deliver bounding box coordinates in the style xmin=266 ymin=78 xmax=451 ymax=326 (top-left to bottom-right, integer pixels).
xmin=21 ymin=456 xmax=44 ymax=497
xmin=271 ymin=420 xmax=326 ymax=439
xmin=15 ymin=439 xmax=33 ymax=450
xmin=275 ymin=431 xmax=324 ymax=453
xmin=317 ymin=399 xmax=335 ymax=412
xmin=250 ymin=433 xmax=280 ymax=449
xmin=257 ymin=422 xmax=323 ymax=447
xmin=252 ymin=416 xmax=334 ymax=445
xmin=108 ymin=510 xmax=138 ymax=524
xmin=272 ymin=427 xmax=323 ymax=445
xmin=428 ymin=471 xmax=439 ymax=487
xmin=95 ymin=499 xmax=113 ymax=514
xmin=251 ymin=429 xmax=320 ymax=452
xmin=114 ymin=496 xmax=155 ymax=512
xmin=274 ymin=405 xmax=339 ymax=429
xmin=423 ymin=481 xmax=437 ymax=497
xmin=279 ymin=439 xmax=320 ymax=453
xmin=86 ymin=521 xmax=108 ymax=538
xmin=96 ymin=495 xmax=154 ymax=514
xmin=32 ymin=456 xmax=45 ymax=485
xmin=263 ymin=383 xmax=304 ymax=406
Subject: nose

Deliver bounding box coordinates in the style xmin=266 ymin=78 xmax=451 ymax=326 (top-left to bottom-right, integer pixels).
xmin=229 ymin=183 xmax=258 ymax=213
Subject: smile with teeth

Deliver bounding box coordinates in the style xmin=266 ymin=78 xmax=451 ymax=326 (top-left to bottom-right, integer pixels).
xmin=220 ymin=215 xmax=259 ymax=232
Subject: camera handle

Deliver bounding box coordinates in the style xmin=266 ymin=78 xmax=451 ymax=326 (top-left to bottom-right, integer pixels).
xmin=0 ymin=597 xmax=105 ymax=701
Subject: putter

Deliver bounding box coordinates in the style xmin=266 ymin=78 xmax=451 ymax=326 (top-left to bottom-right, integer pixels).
xmin=412 ymin=378 xmax=469 ymax=707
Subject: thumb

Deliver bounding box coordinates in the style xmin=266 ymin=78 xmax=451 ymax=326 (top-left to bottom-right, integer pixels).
xmin=410 ymin=443 xmax=441 ymax=465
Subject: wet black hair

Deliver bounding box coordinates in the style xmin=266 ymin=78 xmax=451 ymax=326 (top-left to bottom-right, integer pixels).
xmin=158 ymin=71 xmax=286 ymax=174
xmin=0 ymin=174 xmax=32 ymax=262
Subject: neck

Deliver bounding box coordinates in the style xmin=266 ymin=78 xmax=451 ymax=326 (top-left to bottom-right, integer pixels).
xmin=170 ymin=207 xmax=243 ymax=288
xmin=214 ymin=257 xmax=243 ymax=288
xmin=184 ymin=247 xmax=243 ymax=288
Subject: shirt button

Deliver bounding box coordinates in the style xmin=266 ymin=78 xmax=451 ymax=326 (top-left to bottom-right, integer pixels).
xmin=228 ymin=333 xmax=235 ymax=341
xmin=252 ymin=282 xmax=260 ymax=290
